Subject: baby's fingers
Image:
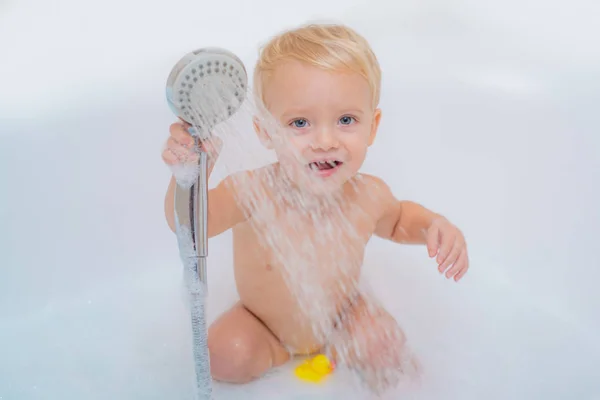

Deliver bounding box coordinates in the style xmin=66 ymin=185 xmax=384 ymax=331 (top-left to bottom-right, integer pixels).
xmin=436 ymin=231 xmax=455 ymax=265
xmin=449 ymin=250 xmax=469 ymax=281
xmin=454 ymin=265 xmax=468 ymax=281
xmin=426 ymin=224 xmax=440 ymax=258
xmin=439 ymin=240 xmax=461 ymax=275
xmin=163 ymin=137 xmax=198 ymax=165
xmin=170 ymin=122 xmax=195 ymax=147
xmin=162 ymin=147 xmax=180 ymax=165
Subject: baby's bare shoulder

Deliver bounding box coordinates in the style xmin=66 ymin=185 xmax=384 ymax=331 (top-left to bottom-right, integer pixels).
xmin=350 ymin=173 xmax=396 ymax=214
xmin=354 ymin=173 xmax=393 ymax=198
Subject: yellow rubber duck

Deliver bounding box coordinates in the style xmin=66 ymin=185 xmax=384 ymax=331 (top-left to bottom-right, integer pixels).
xmin=294 ymin=354 xmax=335 ymax=383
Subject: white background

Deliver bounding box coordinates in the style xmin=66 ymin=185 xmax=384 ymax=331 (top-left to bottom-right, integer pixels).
xmin=1 ymin=0 xmax=599 ymax=399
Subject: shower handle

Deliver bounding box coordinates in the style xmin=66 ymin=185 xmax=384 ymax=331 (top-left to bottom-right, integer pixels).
xmin=173 ymin=148 xmax=209 ymax=277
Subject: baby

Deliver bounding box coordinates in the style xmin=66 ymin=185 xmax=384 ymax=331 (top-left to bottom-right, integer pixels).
xmin=162 ymin=23 xmax=469 ymax=392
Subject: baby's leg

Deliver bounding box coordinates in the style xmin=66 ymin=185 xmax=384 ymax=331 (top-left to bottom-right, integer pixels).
xmin=328 ymin=295 xmax=419 ymax=393
xmin=208 ymin=301 xmax=291 ymax=383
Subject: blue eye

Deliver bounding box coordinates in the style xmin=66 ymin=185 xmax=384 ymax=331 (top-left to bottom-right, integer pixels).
xmin=339 ymin=116 xmax=355 ymax=125
xmin=290 ymin=119 xmax=308 ymax=128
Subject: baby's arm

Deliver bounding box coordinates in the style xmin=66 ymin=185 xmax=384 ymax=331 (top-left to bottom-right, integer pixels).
xmin=368 ymin=175 xmax=469 ymax=280
xmin=370 ymin=177 xmax=441 ymax=245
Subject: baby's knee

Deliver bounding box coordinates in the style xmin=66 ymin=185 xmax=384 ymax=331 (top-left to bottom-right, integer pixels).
xmin=208 ymin=328 xmax=260 ymax=383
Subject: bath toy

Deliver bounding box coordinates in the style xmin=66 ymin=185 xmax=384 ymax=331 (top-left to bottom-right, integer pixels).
xmin=294 ymin=354 xmax=335 ymax=383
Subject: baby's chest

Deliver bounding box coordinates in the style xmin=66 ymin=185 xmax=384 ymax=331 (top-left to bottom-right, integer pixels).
xmin=257 ymin=211 xmax=373 ymax=266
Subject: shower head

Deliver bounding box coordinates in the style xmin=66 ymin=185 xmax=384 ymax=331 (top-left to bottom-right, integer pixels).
xmin=166 ymin=47 xmax=248 ymax=139
xmin=166 ymin=48 xmax=248 ymax=398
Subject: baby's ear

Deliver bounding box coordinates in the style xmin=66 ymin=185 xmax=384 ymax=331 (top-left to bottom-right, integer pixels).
xmin=253 ymin=116 xmax=274 ymax=149
xmin=368 ymin=108 xmax=382 ymax=146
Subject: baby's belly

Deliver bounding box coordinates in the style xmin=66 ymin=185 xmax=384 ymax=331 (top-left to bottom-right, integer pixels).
xmin=231 ymin=223 xmax=364 ymax=353
xmin=234 ymin=262 xmax=321 ymax=352
xmin=234 ymin=261 xmax=363 ymax=352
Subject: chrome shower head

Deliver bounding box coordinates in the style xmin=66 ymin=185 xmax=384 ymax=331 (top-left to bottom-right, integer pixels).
xmin=166 ymin=47 xmax=248 ymax=139
xmin=165 ymin=47 xmax=249 ymax=400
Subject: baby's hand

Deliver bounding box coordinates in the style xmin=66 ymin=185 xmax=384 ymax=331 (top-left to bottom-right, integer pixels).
xmin=425 ymin=217 xmax=469 ymax=281
xmin=161 ymin=122 xmax=222 ymax=167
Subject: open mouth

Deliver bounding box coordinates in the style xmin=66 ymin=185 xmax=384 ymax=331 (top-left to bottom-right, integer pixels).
xmin=308 ymin=160 xmax=343 ymax=171
xmin=307 ymin=160 xmax=343 ymax=172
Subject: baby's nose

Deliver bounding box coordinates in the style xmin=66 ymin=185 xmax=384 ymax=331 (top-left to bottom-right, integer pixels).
xmin=312 ymin=128 xmax=338 ymax=150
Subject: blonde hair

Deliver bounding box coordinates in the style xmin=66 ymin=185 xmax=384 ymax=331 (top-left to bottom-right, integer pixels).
xmin=253 ymin=23 xmax=381 ymax=109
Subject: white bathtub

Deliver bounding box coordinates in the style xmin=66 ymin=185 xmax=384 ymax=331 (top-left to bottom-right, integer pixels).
xmin=1 ymin=0 xmax=599 ymax=399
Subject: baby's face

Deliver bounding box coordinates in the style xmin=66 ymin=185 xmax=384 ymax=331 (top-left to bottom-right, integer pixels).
xmin=256 ymin=60 xmax=381 ymax=193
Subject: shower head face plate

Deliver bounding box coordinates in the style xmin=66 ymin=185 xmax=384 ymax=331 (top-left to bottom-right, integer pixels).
xmin=166 ymin=47 xmax=248 ymax=137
